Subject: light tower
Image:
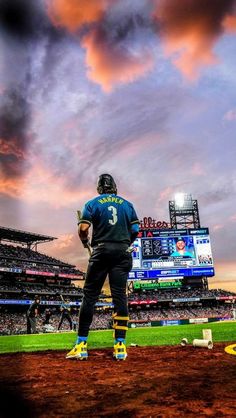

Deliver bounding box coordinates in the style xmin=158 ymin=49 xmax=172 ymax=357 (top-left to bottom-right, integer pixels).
xmin=169 ymin=193 xmax=200 ymax=229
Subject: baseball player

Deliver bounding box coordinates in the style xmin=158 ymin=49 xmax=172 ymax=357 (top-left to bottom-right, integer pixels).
xmin=43 ymin=308 xmax=53 ymax=325
xmin=66 ymin=173 xmax=139 ymax=360
xmin=171 ymin=237 xmax=193 ymax=257
xmin=26 ymin=295 xmax=40 ymax=334
xmin=58 ymin=296 xmax=73 ymax=331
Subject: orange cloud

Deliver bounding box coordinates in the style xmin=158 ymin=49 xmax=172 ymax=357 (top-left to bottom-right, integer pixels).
xmin=21 ymin=162 xmax=92 ymax=208
xmin=46 ymin=0 xmax=110 ymax=32
xmin=168 ymin=36 xmax=218 ymax=80
xmin=0 ymin=176 xmax=23 ymax=197
xmin=0 ymin=157 xmax=92 ymax=207
xmin=44 ymin=233 xmax=88 ymax=270
xmin=223 ymin=15 xmax=236 ymax=32
xmin=82 ymin=27 xmax=154 ymax=92
xmin=55 ymin=233 xmax=74 ymax=249
xmin=46 ymin=1 xmax=154 ymax=90
xmin=45 ymin=0 xmax=236 ymax=88
xmin=0 ymin=138 xmax=26 ymax=159
xmin=0 ymin=138 xmax=27 ymax=193
xmin=154 ymin=0 xmax=236 ymax=79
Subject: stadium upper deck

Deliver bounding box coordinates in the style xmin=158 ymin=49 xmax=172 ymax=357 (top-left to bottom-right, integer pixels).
xmin=0 ymin=226 xmax=84 ymax=279
xmin=0 ymin=226 xmax=56 ymax=246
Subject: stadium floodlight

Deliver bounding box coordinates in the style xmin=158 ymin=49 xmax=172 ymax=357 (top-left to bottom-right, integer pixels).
xmin=174 ymin=193 xmax=194 ymax=210
xmin=174 ymin=193 xmax=185 ymax=208
xmin=169 ymin=193 xmax=201 ymax=229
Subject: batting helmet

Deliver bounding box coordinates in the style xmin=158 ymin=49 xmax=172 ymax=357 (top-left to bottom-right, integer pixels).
xmin=97 ymin=174 xmax=117 ymax=195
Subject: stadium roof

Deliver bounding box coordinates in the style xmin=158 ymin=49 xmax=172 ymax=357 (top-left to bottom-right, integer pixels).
xmin=0 ymin=226 xmax=57 ymax=245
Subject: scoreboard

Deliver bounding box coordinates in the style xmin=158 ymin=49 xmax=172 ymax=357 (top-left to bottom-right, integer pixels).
xmin=129 ymin=228 xmax=214 ymax=280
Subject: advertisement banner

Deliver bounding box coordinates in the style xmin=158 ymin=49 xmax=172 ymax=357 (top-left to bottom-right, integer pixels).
xmin=214 ymin=316 xmax=232 ymax=321
xmin=0 ymin=299 xmax=31 ymax=305
xmin=133 ymin=280 xmax=182 ymax=290
xmin=129 ymin=267 xmax=215 ymax=280
xmin=128 ymin=300 xmax=158 ymax=305
xmin=173 ymin=297 xmax=200 ymax=303
xmin=0 ymin=299 xmax=113 ymax=307
xmin=9 ymin=268 xmax=22 ymax=273
xmin=58 ymin=274 xmax=83 ymax=279
xmin=161 ymin=320 xmax=180 ymax=326
xmin=189 ymin=318 xmax=208 ymax=324
xmin=130 ymin=322 xmax=152 ymax=328
xmin=25 ymin=270 xmax=55 ymax=276
xmin=0 ymin=267 xmax=22 ymax=273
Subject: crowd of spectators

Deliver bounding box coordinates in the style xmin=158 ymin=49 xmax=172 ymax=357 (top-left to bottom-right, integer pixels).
xmin=128 ymin=288 xmax=236 ymax=301
xmin=0 ymin=293 xmax=78 ymax=302
xmin=0 ymin=282 xmax=83 ymax=296
xmin=129 ymin=305 xmax=233 ymax=322
xmin=0 ymin=243 xmax=82 ymax=275
xmin=1 ymin=282 xmax=235 ymax=307
xmin=0 ymin=304 xmax=234 ymax=335
xmin=0 ymin=283 xmax=111 ymax=304
xmin=0 ymin=244 xmax=71 ymax=266
xmin=0 ymin=311 xmax=112 ymax=335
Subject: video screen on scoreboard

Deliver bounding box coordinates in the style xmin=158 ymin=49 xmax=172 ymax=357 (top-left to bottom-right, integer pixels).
xmin=129 ymin=228 xmax=214 ymax=280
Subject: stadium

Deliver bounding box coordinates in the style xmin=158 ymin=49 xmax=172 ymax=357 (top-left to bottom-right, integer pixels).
xmin=0 ymin=194 xmax=235 ymax=417
xmin=1 ymin=1 xmax=236 ymax=415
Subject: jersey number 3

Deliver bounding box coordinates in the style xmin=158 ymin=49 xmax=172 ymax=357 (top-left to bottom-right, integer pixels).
xmin=108 ymin=206 xmax=118 ymax=225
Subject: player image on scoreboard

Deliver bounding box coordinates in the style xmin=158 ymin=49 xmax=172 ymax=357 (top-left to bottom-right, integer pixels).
xmin=171 ymin=236 xmax=195 ymax=258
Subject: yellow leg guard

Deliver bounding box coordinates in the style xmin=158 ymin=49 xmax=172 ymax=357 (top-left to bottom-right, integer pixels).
xmin=112 ymin=315 xmax=129 ymax=321
xmin=112 ymin=313 xmax=129 ymax=339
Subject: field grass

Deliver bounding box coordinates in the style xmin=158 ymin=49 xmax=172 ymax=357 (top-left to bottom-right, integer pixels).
xmin=0 ymin=321 xmax=235 ymax=354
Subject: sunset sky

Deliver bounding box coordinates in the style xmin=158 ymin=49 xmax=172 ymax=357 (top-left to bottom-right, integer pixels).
xmin=0 ymin=0 xmax=236 ymax=291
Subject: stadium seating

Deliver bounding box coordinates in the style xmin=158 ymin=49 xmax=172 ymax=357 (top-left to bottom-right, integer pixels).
xmin=128 ymin=288 xmax=236 ymax=301
xmin=0 ymin=243 xmax=82 ymax=275
xmin=0 ymin=305 xmax=233 ymax=336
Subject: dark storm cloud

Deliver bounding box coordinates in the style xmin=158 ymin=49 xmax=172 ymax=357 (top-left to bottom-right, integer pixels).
xmin=0 ymin=0 xmax=46 ymax=39
xmin=199 ymin=186 xmax=235 ymax=206
xmin=0 ymin=0 xmax=66 ymax=40
xmin=0 ymin=86 xmax=30 ymax=178
xmin=102 ymin=6 xmax=153 ymax=42
xmin=155 ymin=0 xmax=236 ymax=34
xmin=0 ymin=0 xmax=71 ymax=185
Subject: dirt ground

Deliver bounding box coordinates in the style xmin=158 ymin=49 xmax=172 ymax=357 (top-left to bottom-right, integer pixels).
xmin=0 ymin=343 xmax=236 ymax=418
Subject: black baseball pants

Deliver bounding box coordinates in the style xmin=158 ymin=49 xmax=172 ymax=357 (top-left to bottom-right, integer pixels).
xmin=58 ymin=313 xmax=73 ymax=330
xmin=27 ymin=316 xmax=37 ymax=334
xmin=78 ymin=242 xmax=132 ymax=339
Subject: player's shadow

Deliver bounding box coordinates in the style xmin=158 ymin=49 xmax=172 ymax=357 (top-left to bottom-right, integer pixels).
xmin=0 ymin=384 xmax=34 ymax=418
